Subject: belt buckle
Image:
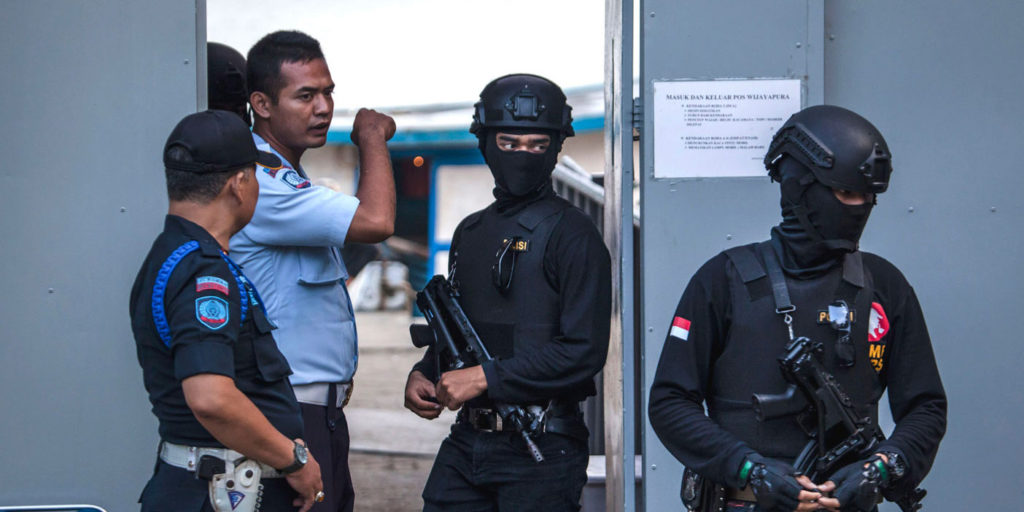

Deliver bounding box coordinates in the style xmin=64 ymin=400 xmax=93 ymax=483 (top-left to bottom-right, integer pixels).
xmin=471 ymin=409 xmax=501 ymax=432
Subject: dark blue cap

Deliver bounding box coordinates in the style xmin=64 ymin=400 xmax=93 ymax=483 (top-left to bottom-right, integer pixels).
xmin=164 ymin=110 xmax=280 ymax=173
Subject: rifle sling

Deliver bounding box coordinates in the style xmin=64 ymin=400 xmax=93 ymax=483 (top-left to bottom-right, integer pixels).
xmin=755 ymin=242 xmax=796 ymax=316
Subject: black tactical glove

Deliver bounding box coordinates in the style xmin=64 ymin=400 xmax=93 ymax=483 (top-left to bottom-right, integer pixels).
xmin=744 ymin=454 xmax=809 ymax=512
xmin=828 ymin=458 xmax=884 ymax=512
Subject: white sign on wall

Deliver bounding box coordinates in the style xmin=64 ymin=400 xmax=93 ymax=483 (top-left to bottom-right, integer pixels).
xmin=653 ymin=79 xmax=802 ymax=178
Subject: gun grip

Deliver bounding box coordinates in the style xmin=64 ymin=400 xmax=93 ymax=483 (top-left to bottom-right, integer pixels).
xmin=410 ymin=324 xmax=435 ymax=348
xmin=752 ymin=384 xmax=805 ymax=421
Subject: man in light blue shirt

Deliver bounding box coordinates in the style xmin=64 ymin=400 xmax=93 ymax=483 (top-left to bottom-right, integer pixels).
xmin=230 ymin=31 xmax=396 ymax=512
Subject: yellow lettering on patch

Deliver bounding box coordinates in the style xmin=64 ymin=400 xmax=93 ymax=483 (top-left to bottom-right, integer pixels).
xmin=869 ymin=344 xmax=885 ymax=359
xmin=501 ymin=239 xmax=530 ymax=252
xmin=819 ymin=312 xmax=829 ymax=323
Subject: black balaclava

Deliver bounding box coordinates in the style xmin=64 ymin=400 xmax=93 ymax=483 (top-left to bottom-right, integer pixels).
xmin=208 ymin=42 xmax=251 ymax=126
xmin=770 ymin=157 xmax=873 ymax=278
xmin=481 ymin=128 xmax=562 ymax=211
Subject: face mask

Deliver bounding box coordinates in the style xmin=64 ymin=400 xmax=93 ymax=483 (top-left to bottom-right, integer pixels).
xmin=483 ymin=134 xmax=560 ymax=196
xmin=802 ymin=183 xmax=873 ymax=250
xmin=773 ymin=159 xmax=874 ymax=274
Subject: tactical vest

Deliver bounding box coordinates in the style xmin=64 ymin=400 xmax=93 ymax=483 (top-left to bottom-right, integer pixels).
xmin=710 ymin=243 xmax=884 ymax=460
xmin=450 ymin=196 xmax=570 ymax=406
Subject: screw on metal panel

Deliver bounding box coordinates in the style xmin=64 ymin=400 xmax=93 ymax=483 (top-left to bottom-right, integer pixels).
xmin=796 ymin=42 xmax=802 ymax=48
xmin=651 ymin=464 xmax=657 ymax=470
xmin=726 ymin=234 xmax=733 ymax=240
xmin=829 ymin=34 xmax=836 ymax=40
xmin=48 ymin=288 xmax=54 ymax=293
xmin=649 ymin=11 xmax=655 ymax=17
xmin=184 ymin=59 xmax=190 ymax=65
xmin=907 ymin=206 xmax=915 ymax=213
xmin=991 ymin=207 xmax=997 ymax=212
xmin=648 ymin=327 xmax=654 ymax=332
xmin=120 ymin=207 xmax=127 ymax=212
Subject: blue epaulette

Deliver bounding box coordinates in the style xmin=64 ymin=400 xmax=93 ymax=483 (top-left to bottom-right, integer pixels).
xmin=151 ymin=241 xmax=200 ymax=347
xmin=150 ymin=241 xmax=251 ymax=348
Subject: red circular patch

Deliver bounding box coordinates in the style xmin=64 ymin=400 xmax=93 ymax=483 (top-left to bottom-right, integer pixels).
xmin=868 ymin=302 xmax=890 ymax=342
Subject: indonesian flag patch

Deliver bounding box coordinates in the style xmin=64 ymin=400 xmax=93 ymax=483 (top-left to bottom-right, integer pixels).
xmin=868 ymin=302 xmax=890 ymax=342
xmin=670 ymin=316 xmax=691 ymax=341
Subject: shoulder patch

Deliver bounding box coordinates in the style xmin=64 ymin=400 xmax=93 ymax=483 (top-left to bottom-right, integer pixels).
xmin=670 ymin=316 xmax=691 ymax=341
xmin=281 ymin=169 xmax=311 ymax=190
xmin=196 ymin=276 xmax=229 ymax=295
xmin=195 ymin=296 xmax=229 ymax=330
xmin=868 ymin=302 xmax=890 ymax=342
xmin=260 ymin=164 xmax=285 ymax=178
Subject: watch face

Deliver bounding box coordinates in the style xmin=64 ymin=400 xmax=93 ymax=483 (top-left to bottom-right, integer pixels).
xmin=296 ymin=443 xmax=309 ymax=464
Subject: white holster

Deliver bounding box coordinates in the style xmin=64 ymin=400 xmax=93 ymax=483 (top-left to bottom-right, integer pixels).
xmin=158 ymin=442 xmax=282 ymax=512
xmin=209 ymin=458 xmax=263 ymax=512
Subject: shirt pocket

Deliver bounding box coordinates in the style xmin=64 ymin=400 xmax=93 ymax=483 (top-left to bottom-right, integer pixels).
xmin=296 ymin=246 xmax=348 ymax=285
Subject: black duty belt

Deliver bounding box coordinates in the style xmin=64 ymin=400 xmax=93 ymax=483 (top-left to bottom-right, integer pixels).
xmin=458 ymin=401 xmax=587 ymax=441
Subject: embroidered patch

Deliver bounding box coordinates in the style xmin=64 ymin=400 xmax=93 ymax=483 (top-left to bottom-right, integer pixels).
xmin=670 ymin=316 xmax=690 ymax=341
xmin=195 ymin=296 xmax=229 ymax=330
xmin=868 ymin=302 xmax=890 ymax=342
xmin=281 ymin=169 xmax=311 ymax=190
xmin=228 ymin=490 xmax=245 ymax=509
xmin=260 ymin=164 xmax=285 ymax=178
xmin=501 ymin=238 xmax=530 ymax=252
xmin=816 ymin=308 xmax=855 ymax=325
xmin=196 ymin=276 xmax=229 ymax=295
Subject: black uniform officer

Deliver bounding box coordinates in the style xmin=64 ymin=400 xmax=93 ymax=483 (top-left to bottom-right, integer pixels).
xmin=649 ymin=105 xmax=947 ymax=512
xmin=403 ymin=74 xmax=612 ymax=512
xmin=131 ymin=110 xmax=324 ymax=511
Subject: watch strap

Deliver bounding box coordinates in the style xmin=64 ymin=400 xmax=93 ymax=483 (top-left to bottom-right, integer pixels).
xmin=279 ymin=441 xmax=307 ymax=474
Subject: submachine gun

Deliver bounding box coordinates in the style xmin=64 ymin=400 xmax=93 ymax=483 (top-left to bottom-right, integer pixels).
xmin=752 ymin=335 xmax=926 ymax=512
xmin=410 ymin=275 xmax=545 ymax=462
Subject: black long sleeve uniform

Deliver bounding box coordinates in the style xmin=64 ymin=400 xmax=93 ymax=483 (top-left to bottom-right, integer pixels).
xmin=412 ymin=200 xmax=611 ymax=405
xmin=648 ymin=249 xmax=946 ymax=490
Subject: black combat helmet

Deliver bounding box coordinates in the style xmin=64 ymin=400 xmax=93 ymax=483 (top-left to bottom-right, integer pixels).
xmin=470 ymin=74 xmax=575 ymax=141
xmin=208 ymin=42 xmax=251 ymax=126
xmin=764 ymin=105 xmax=892 ymax=194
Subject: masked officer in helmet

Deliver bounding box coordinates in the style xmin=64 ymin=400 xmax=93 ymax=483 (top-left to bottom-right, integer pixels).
xmin=207 ymin=42 xmax=251 ymax=126
xmin=649 ymin=105 xmax=947 ymax=512
xmin=403 ymin=73 xmax=611 ymax=511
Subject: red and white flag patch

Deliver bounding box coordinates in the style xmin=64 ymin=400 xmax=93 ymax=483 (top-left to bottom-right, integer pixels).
xmin=670 ymin=316 xmax=691 ymax=341
xmin=196 ymin=276 xmax=230 ymax=295
xmin=868 ymin=302 xmax=890 ymax=342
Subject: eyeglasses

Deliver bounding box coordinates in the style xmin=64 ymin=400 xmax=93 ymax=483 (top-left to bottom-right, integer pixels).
xmin=491 ymin=237 xmax=521 ymax=293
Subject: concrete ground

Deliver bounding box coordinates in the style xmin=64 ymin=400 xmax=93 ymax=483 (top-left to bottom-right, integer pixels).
xmin=347 ymin=310 xmax=453 ymax=512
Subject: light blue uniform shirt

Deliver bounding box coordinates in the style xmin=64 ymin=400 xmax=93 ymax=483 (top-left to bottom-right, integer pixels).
xmin=229 ymin=133 xmax=361 ymax=386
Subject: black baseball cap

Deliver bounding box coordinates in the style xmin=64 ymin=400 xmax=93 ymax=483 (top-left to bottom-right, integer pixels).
xmin=164 ymin=110 xmax=280 ymax=173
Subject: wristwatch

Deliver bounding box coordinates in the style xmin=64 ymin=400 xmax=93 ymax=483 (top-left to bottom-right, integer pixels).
xmin=878 ymin=450 xmax=906 ymax=483
xmin=279 ymin=440 xmax=308 ymax=474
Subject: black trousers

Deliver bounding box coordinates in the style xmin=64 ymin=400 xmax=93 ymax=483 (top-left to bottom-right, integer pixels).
xmin=422 ymin=423 xmax=589 ymax=512
xmin=139 ymin=460 xmax=297 ymax=511
xmin=301 ymin=402 xmax=355 ymax=512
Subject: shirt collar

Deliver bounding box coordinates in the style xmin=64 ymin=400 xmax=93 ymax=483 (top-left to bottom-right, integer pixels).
xmin=164 ymin=215 xmax=224 ymax=257
xmin=252 ymin=132 xmax=302 ymax=174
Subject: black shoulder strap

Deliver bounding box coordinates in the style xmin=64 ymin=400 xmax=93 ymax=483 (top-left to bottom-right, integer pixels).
xmin=724 ymin=245 xmax=766 ymax=284
xmin=756 ymin=242 xmax=795 ymax=314
xmin=517 ymin=198 xmax=570 ymax=231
